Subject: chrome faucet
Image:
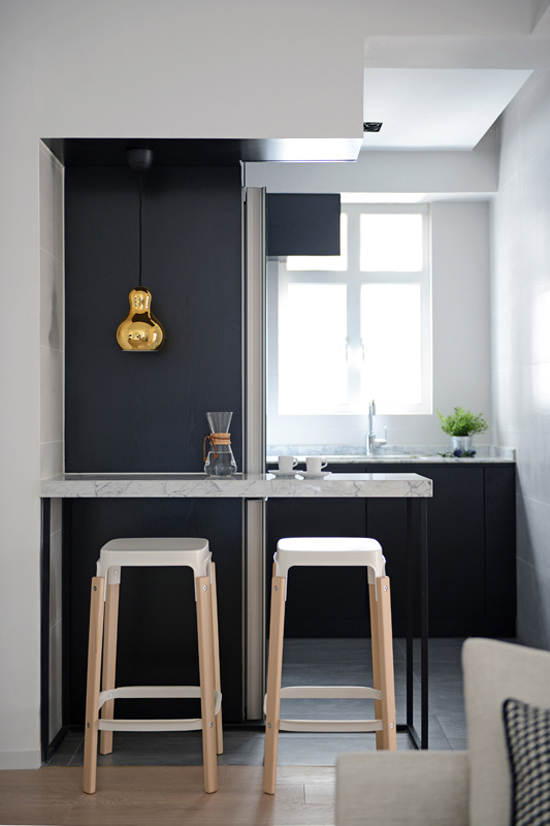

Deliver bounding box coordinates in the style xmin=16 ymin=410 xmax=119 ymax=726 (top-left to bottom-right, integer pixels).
xmin=366 ymin=399 xmax=387 ymax=455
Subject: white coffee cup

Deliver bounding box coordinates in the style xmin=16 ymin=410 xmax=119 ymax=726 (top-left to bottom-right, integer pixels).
xmin=278 ymin=455 xmax=298 ymax=473
xmin=306 ymin=456 xmax=328 ymax=474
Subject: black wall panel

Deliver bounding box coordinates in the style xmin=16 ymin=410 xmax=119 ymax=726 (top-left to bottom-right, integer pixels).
xmin=65 ymin=166 xmax=242 ymax=472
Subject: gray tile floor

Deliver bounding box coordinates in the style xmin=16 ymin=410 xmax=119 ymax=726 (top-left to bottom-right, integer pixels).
xmin=47 ymin=637 xmax=470 ymax=768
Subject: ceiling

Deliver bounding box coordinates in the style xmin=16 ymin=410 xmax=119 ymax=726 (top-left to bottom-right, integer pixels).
xmin=361 ymin=68 xmax=533 ymax=150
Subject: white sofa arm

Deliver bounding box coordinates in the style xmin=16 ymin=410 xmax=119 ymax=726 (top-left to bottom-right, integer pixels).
xmin=336 ymin=751 xmax=470 ymax=826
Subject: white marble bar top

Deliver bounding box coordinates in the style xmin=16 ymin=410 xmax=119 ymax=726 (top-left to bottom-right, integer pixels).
xmin=268 ymin=445 xmax=516 ymax=464
xmin=40 ymin=472 xmax=433 ymax=499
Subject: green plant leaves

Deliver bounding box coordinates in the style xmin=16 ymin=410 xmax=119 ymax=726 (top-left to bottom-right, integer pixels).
xmin=437 ymin=406 xmax=488 ymax=436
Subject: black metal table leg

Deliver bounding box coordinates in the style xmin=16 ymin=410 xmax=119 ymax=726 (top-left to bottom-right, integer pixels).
xmin=399 ymin=497 xmax=429 ymax=750
xmin=420 ymin=498 xmax=429 ymax=748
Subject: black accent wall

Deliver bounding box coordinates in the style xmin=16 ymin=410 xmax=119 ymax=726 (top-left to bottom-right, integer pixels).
xmin=65 ymin=166 xmax=242 ymax=472
xmin=64 ymin=165 xmax=245 ymax=724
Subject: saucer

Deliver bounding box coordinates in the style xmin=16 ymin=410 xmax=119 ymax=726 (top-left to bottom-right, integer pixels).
xmin=297 ymin=470 xmax=332 ymax=479
xmin=270 ymin=469 xmax=300 ymax=478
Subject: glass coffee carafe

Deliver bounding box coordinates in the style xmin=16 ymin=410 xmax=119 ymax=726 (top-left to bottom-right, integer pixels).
xmin=203 ymin=412 xmax=237 ymax=476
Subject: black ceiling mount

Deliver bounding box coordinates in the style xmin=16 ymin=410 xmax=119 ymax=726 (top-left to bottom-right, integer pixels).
xmin=126 ymin=148 xmax=154 ymax=172
xmin=363 ymin=122 xmax=383 ymax=132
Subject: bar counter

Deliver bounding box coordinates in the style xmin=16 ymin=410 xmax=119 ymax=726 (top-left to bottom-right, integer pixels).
xmin=40 ymin=471 xmax=433 ymax=499
xmin=40 ymin=471 xmax=432 ymax=750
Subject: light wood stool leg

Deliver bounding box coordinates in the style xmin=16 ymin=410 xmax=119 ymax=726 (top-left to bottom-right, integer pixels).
xmin=196 ymin=574 xmax=218 ymax=793
xmin=376 ymin=575 xmax=397 ymax=749
xmin=368 ymin=579 xmax=384 ymax=750
xmin=99 ymin=580 xmax=120 ymax=755
xmin=263 ymin=571 xmax=287 ymax=795
xmin=210 ymin=562 xmax=223 ymax=755
xmin=83 ymin=576 xmax=105 ymax=794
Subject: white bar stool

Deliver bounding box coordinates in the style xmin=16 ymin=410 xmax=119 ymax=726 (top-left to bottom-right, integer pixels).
xmin=263 ymin=536 xmax=396 ymax=794
xmin=83 ymin=537 xmax=222 ymax=795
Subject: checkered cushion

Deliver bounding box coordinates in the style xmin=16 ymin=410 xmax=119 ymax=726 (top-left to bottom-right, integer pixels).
xmin=503 ymin=697 xmax=550 ymax=826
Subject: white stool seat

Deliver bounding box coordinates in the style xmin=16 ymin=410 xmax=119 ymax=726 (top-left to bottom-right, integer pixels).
xmin=83 ymin=536 xmax=222 ymax=796
xmin=275 ymin=537 xmax=385 ymax=580
xmin=97 ymin=537 xmax=212 ymax=582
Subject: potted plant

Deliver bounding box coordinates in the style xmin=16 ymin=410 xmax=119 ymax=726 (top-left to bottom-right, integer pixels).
xmin=437 ymin=406 xmax=488 ymax=455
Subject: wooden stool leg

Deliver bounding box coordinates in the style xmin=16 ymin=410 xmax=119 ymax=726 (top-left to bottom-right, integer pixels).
xmin=376 ymin=575 xmax=397 ymax=750
xmin=210 ymin=562 xmax=223 ymax=755
xmin=263 ymin=571 xmax=287 ymax=795
xmin=368 ymin=579 xmax=384 ymax=750
xmin=83 ymin=577 xmax=105 ymax=794
xmin=100 ymin=579 xmax=120 ymax=755
xmin=196 ymin=574 xmax=218 ymax=794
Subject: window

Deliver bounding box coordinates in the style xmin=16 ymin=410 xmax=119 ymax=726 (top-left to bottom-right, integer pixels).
xmin=272 ymin=204 xmax=431 ymax=417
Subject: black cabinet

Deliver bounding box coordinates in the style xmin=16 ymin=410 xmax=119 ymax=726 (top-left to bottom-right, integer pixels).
xmin=266 ymin=194 xmax=341 ymax=256
xmin=266 ymin=462 xmax=516 ymax=638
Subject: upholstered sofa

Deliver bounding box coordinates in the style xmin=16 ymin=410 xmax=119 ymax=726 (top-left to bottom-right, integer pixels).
xmin=336 ymin=637 xmax=550 ymax=825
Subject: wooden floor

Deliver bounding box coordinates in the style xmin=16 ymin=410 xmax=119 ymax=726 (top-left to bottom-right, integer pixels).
xmin=0 ymin=765 xmax=335 ymax=826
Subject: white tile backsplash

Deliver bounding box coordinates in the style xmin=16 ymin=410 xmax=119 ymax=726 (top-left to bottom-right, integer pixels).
xmin=498 ymin=94 xmax=521 ymax=189
xmin=518 ymin=71 xmax=550 ymax=169
xmin=492 ymin=70 xmax=550 ymax=647
xmin=517 ymin=495 xmax=550 ymax=579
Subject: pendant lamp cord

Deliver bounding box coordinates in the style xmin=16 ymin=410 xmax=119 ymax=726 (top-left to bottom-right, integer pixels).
xmin=138 ymin=172 xmax=143 ymax=288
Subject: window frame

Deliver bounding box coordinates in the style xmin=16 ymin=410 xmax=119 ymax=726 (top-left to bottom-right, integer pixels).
xmin=267 ymin=202 xmax=432 ymax=423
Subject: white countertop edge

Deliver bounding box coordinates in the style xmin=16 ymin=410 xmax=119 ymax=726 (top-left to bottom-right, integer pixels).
xmin=40 ymin=472 xmax=433 ymax=499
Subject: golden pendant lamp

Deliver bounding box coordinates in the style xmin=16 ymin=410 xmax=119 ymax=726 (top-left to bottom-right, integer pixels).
xmin=116 ymin=148 xmax=165 ymax=351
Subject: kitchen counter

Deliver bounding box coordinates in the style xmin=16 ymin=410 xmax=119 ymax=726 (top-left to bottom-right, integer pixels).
xmin=267 ymin=445 xmax=516 ymax=464
xmin=40 ymin=471 xmax=433 ymax=499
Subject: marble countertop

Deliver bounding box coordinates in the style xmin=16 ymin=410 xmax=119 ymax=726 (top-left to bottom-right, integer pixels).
xmin=40 ymin=472 xmax=433 ymax=499
xmin=267 ymin=445 xmax=516 ymax=464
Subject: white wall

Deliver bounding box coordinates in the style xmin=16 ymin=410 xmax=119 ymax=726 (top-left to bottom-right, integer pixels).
xmin=0 ymin=0 xmax=365 ymax=769
xmin=39 ymin=143 xmax=65 ymax=746
xmin=491 ymin=70 xmax=550 ymax=649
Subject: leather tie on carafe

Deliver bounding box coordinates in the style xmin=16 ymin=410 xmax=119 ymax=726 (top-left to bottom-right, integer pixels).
xmin=203 ymin=432 xmax=232 ymax=462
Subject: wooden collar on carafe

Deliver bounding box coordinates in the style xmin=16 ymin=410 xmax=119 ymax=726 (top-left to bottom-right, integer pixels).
xmin=204 ymin=432 xmax=231 ymax=461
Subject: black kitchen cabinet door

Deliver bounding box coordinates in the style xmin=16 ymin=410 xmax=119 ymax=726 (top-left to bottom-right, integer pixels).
xmin=366 ymin=463 xmax=516 ymax=637
xmin=424 ymin=465 xmax=486 ymax=632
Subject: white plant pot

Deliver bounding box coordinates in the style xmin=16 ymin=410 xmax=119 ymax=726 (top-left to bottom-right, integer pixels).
xmin=451 ymin=436 xmax=473 ymax=453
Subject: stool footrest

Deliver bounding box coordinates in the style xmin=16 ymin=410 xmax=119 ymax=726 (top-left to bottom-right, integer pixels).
xmin=274 ymin=685 xmax=384 ymax=733
xmin=279 ymin=718 xmax=384 ymax=733
xmin=99 ymin=687 xmax=222 ymax=713
xmin=279 ymin=685 xmax=382 ymax=701
xmin=98 ymin=718 xmax=203 ymax=732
